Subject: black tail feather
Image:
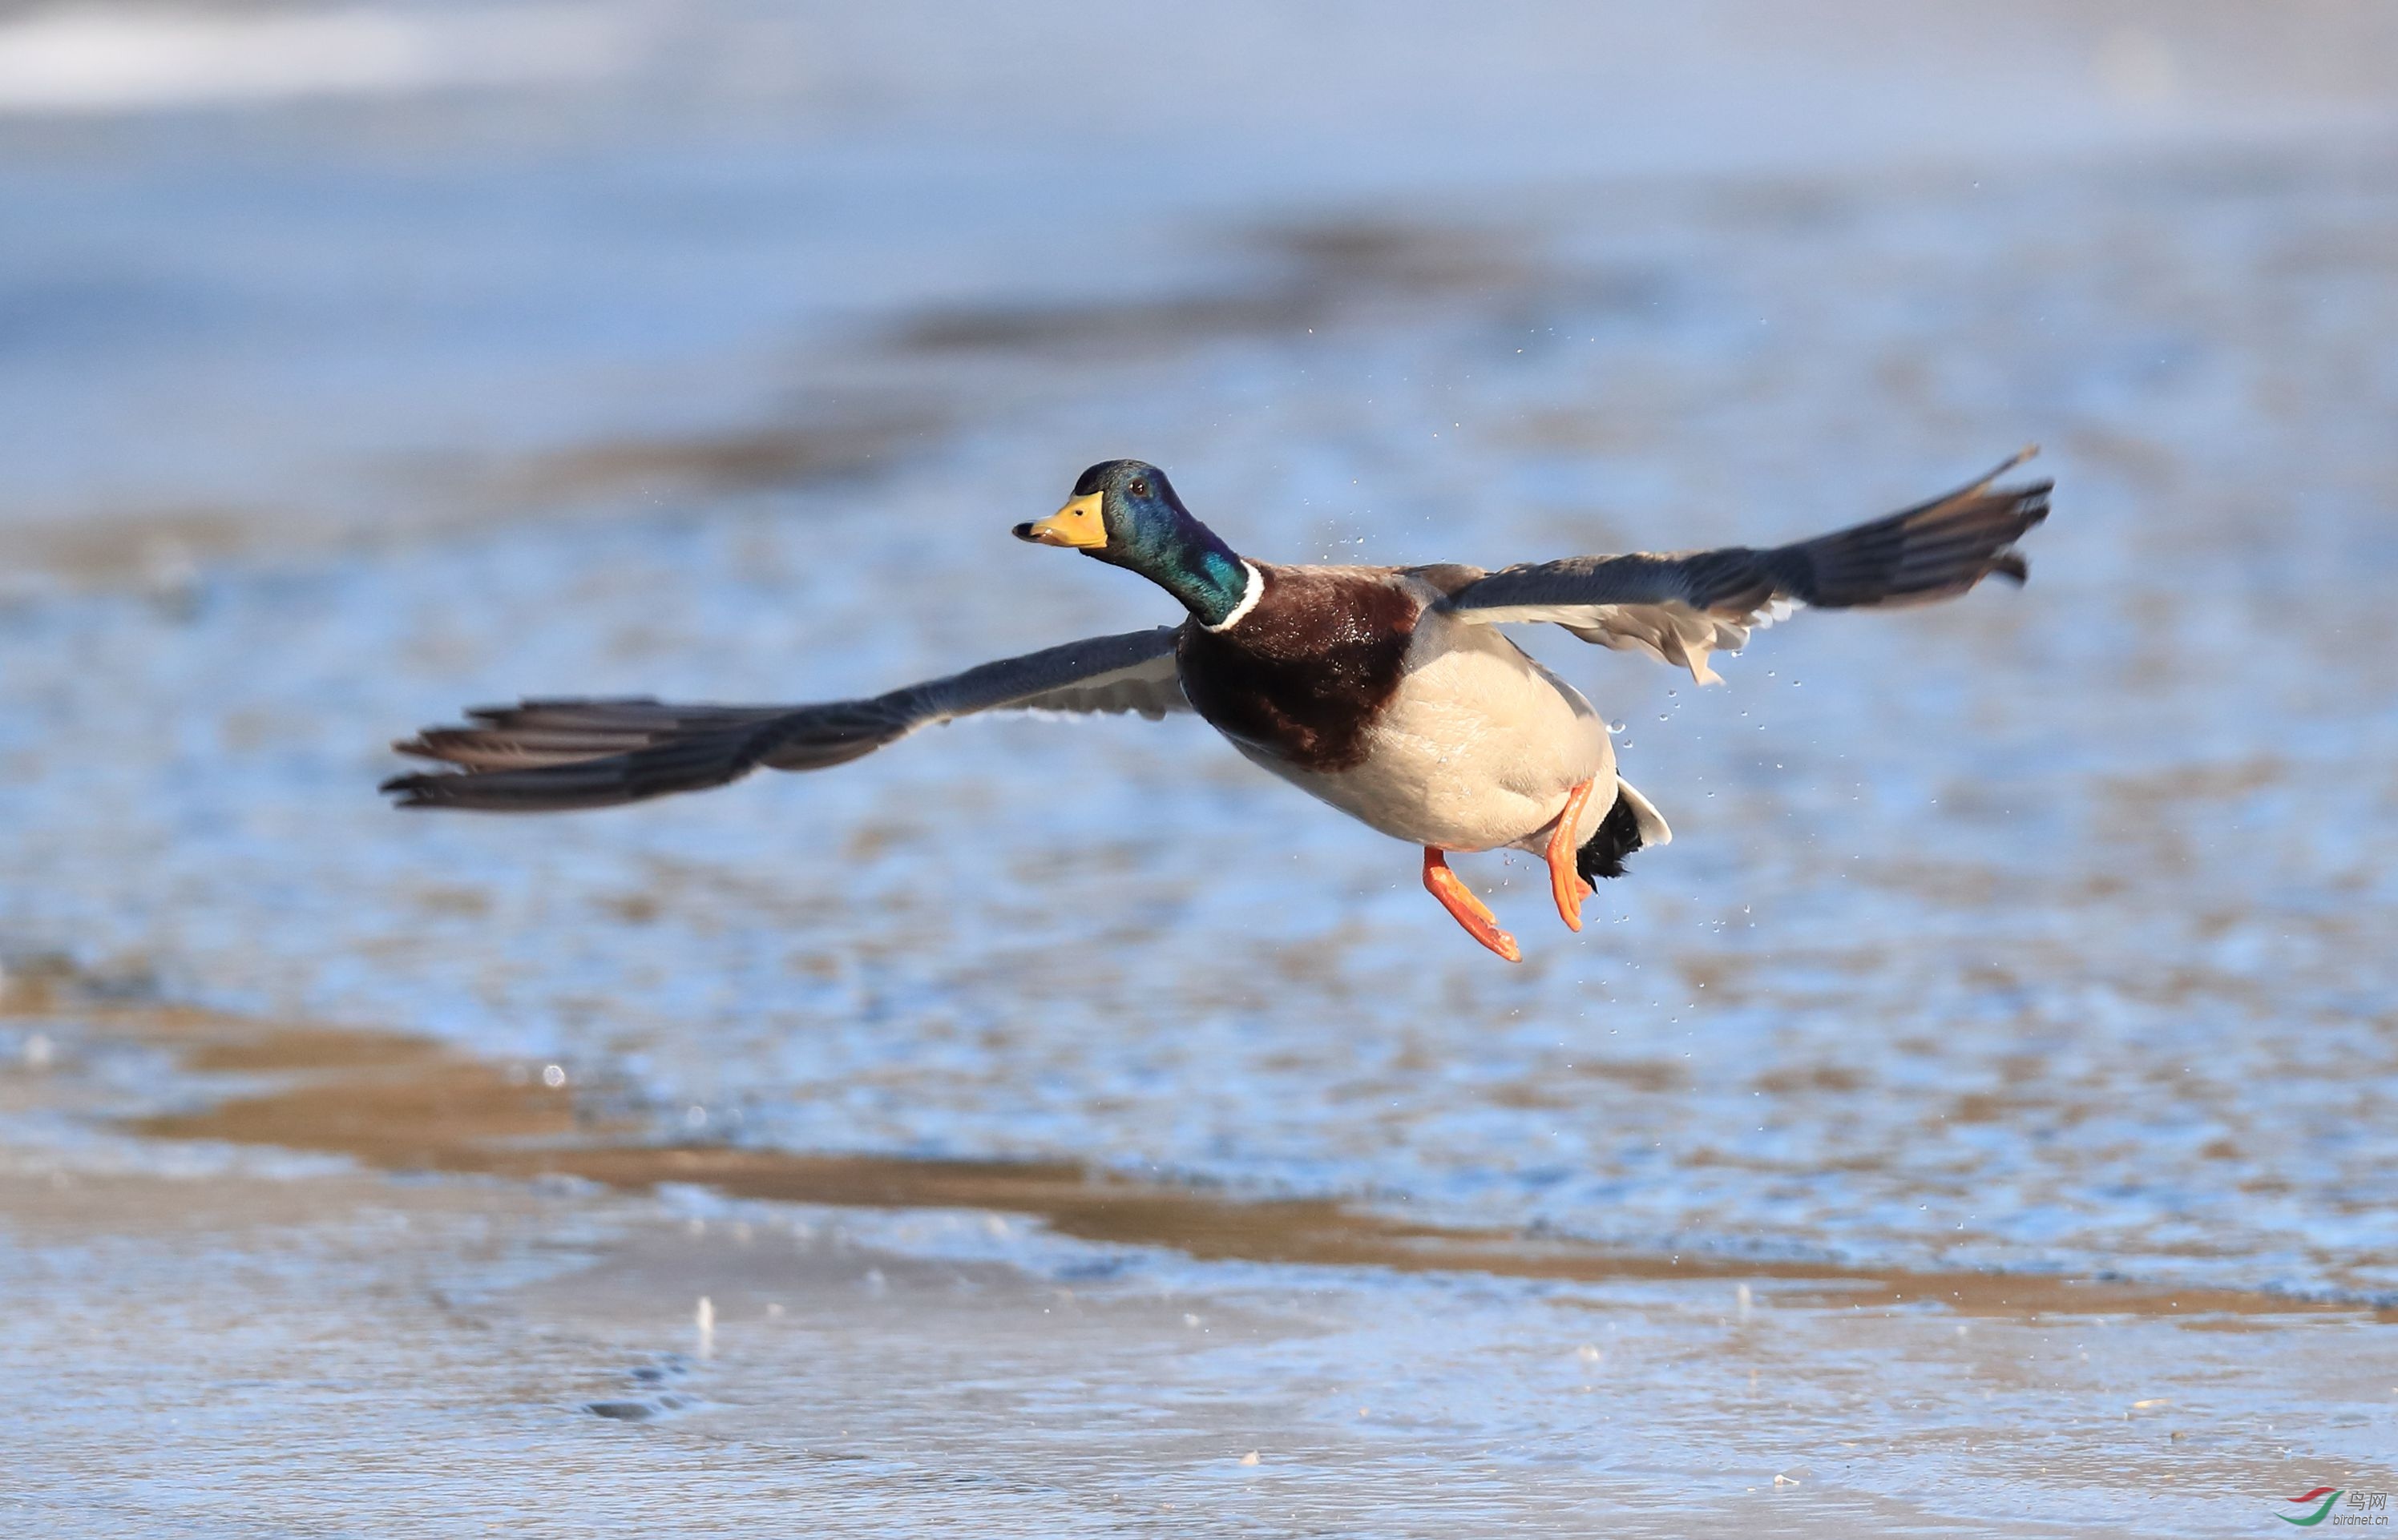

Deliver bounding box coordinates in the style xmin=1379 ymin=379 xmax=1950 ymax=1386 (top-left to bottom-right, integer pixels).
xmin=1576 ymin=791 xmax=1645 ymax=882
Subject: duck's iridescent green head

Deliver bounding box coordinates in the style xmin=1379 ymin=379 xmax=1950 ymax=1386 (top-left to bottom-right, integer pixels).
xmin=1014 ymin=459 xmax=1254 ymax=627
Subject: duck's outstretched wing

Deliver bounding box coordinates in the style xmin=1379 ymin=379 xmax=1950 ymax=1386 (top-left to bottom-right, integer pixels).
xmin=1435 ymin=450 xmax=2050 ymax=683
xmin=382 ymin=626 xmax=1186 ymax=811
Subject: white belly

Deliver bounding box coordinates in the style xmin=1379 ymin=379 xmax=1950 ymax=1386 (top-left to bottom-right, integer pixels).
xmin=1230 ymin=611 xmax=1616 ymax=852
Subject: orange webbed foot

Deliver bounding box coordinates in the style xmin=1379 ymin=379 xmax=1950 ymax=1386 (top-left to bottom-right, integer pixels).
xmin=1423 ymin=848 xmax=1520 ymax=963
xmin=1545 ymin=778 xmax=1599 ymax=932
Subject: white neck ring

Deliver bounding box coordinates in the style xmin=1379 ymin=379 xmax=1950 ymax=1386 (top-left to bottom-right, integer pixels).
xmin=1201 ymin=561 xmax=1265 ymax=632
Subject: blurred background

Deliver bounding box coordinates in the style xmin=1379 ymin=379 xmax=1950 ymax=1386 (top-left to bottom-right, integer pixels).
xmin=3 ymin=2 xmax=2396 ymax=1534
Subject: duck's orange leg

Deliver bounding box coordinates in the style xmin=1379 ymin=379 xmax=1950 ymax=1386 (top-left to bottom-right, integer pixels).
xmin=1545 ymin=778 xmax=1599 ymax=933
xmin=1423 ymin=848 xmax=1520 ymax=963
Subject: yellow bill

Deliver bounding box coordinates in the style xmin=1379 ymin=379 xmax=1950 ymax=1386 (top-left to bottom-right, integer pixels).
xmin=1016 ymin=492 xmax=1108 ymax=549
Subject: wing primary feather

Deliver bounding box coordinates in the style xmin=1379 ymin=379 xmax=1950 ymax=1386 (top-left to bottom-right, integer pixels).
xmin=383 ymin=627 xmax=1184 ymax=812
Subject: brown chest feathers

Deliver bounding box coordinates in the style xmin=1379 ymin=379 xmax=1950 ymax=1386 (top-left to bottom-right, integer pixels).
xmin=1175 ymin=565 xmax=1423 ymax=772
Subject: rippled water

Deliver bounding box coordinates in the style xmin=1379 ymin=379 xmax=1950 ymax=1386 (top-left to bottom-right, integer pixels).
xmin=12 ymin=147 xmax=2396 ymax=1295
xmin=3 ymin=3 xmax=2396 ymax=1533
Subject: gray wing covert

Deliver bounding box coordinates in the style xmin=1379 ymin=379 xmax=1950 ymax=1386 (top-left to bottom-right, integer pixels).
xmin=1435 ymin=451 xmax=2050 ymax=683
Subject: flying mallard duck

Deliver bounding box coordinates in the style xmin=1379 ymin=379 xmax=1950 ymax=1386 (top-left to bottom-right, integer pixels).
xmin=385 ymin=450 xmax=2049 ymax=960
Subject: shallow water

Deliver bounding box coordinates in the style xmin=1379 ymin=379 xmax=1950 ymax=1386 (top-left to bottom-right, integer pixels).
xmin=3 ymin=3 xmax=2397 ymax=1533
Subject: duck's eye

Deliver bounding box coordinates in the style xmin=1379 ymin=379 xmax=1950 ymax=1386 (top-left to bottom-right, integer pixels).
xmin=1128 ymin=478 xmax=1150 ymax=498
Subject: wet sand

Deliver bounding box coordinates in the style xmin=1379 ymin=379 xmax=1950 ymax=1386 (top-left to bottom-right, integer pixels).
xmin=93 ymin=993 xmax=2385 ymax=1324
xmin=6 ymin=979 xmax=2396 ymax=1535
